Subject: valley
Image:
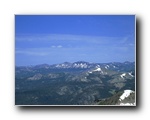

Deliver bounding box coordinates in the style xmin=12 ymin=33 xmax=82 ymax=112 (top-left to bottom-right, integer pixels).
xmin=15 ymin=61 xmax=135 ymax=105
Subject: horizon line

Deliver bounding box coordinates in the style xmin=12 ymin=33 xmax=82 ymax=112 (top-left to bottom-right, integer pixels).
xmin=15 ymin=60 xmax=135 ymax=67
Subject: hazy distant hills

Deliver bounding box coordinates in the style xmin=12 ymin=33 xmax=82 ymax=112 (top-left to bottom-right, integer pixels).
xmin=16 ymin=61 xmax=135 ymax=70
xmin=15 ymin=61 xmax=135 ymax=105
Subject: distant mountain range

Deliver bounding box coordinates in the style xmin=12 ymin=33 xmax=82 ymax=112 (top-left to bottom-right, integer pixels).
xmin=16 ymin=61 xmax=135 ymax=72
xmin=15 ymin=61 xmax=135 ymax=105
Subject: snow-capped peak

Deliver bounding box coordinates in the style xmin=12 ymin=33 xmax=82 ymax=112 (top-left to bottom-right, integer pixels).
xmin=73 ymin=62 xmax=88 ymax=68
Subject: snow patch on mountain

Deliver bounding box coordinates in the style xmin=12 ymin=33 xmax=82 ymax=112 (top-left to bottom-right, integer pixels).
xmin=128 ymin=72 xmax=134 ymax=77
xmin=120 ymin=73 xmax=126 ymax=78
xmin=120 ymin=103 xmax=135 ymax=105
xmin=56 ymin=63 xmax=70 ymax=68
xmin=119 ymin=90 xmax=134 ymax=101
xmin=105 ymin=65 xmax=109 ymax=69
xmin=93 ymin=67 xmax=104 ymax=74
xmin=88 ymin=67 xmax=104 ymax=74
xmin=93 ymin=67 xmax=101 ymax=72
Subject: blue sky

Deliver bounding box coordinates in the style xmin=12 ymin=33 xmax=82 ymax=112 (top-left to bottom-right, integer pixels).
xmin=15 ymin=15 xmax=135 ymax=66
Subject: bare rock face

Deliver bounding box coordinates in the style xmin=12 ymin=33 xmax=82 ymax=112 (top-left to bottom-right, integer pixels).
xmin=27 ymin=74 xmax=42 ymax=80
